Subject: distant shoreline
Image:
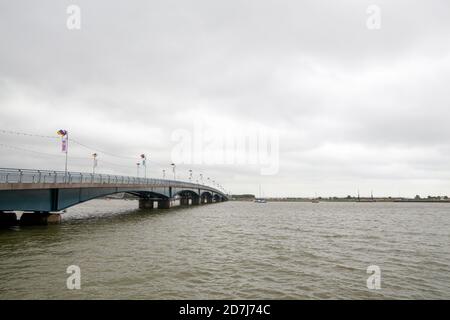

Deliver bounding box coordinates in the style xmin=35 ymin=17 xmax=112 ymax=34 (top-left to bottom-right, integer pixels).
xmin=230 ymin=197 xmax=450 ymax=203
xmin=103 ymin=193 xmax=450 ymax=203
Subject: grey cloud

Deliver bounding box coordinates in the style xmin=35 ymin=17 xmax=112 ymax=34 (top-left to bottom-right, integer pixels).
xmin=1 ymin=0 xmax=450 ymax=196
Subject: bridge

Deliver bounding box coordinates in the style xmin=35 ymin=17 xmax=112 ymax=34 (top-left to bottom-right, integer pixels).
xmin=0 ymin=168 xmax=228 ymax=226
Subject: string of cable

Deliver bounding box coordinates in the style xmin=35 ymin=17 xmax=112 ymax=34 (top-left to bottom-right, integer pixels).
xmin=0 ymin=143 xmax=137 ymax=171
xmin=0 ymin=129 xmax=58 ymax=139
xmin=0 ymin=129 xmax=168 ymax=167
xmin=70 ymin=138 xmax=168 ymax=167
xmin=0 ymin=129 xmax=221 ymax=187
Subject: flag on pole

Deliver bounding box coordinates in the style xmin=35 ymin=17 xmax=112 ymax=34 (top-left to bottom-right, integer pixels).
xmin=57 ymin=129 xmax=68 ymax=153
xmin=61 ymin=135 xmax=68 ymax=152
xmin=93 ymin=153 xmax=98 ymax=167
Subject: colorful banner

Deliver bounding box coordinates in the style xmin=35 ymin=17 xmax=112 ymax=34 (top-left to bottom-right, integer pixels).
xmin=61 ymin=135 xmax=68 ymax=152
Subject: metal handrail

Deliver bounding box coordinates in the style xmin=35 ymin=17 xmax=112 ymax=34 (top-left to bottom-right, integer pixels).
xmin=0 ymin=168 xmax=225 ymax=195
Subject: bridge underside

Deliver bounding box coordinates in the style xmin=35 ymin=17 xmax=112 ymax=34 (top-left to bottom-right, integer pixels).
xmin=0 ymin=185 xmax=227 ymax=226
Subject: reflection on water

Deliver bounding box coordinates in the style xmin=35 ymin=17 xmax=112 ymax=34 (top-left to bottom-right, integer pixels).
xmin=1 ymin=200 xmax=449 ymax=299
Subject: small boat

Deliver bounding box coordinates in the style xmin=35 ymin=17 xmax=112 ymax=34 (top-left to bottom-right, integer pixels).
xmin=312 ymin=193 xmax=320 ymax=203
xmin=254 ymin=185 xmax=267 ymax=203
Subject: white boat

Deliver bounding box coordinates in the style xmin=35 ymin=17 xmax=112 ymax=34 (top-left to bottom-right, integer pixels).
xmin=254 ymin=185 xmax=267 ymax=203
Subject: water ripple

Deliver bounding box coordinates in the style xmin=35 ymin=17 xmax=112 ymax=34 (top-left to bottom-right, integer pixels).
xmin=1 ymin=200 xmax=450 ymax=299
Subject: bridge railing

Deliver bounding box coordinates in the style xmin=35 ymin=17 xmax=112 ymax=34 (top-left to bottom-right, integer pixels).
xmin=0 ymin=168 xmax=223 ymax=194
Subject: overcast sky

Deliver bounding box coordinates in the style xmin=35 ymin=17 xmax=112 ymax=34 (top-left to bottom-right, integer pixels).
xmin=1 ymin=0 xmax=450 ymax=197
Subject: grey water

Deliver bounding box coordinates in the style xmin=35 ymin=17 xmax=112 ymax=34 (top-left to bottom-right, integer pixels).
xmin=0 ymin=200 xmax=449 ymax=299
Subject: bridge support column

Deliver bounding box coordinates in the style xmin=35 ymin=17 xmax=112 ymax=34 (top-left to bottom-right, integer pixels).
xmin=191 ymin=198 xmax=200 ymax=205
xmin=157 ymin=199 xmax=171 ymax=209
xmin=139 ymin=199 xmax=155 ymax=209
xmin=0 ymin=211 xmax=18 ymax=227
xmin=180 ymin=198 xmax=189 ymax=206
xmin=20 ymin=212 xmax=61 ymax=226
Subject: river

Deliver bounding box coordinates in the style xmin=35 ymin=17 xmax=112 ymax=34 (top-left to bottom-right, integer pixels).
xmin=0 ymin=200 xmax=449 ymax=299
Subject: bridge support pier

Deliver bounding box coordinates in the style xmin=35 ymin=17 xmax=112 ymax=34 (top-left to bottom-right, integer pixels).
xmin=180 ymin=198 xmax=190 ymax=206
xmin=20 ymin=212 xmax=61 ymax=226
xmin=0 ymin=211 xmax=18 ymax=227
xmin=139 ymin=199 xmax=155 ymax=209
xmin=191 ymin=198 xmax=200 ymax=205
xmin=157 ymin=199 xmax=171 ymax=209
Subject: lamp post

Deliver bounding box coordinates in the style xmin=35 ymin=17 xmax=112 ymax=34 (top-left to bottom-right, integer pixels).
xmin=136 ymin=162 xmax=140 ymax=178
xmin=162 ymin=169 xmax=166 ymax=179
xmin=171 ymin=163 xmax=176 ymax=180
xmin=189 ymin=169 xmax=193 ymax=182
xmin=199 ymin=173 xmax=203 ymax=185
xmin=92 ymin=153 xmax=98 ymax=174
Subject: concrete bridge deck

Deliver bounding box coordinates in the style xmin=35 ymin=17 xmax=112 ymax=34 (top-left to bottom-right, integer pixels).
xmin=0 ymin=168 xmax=228 ymax=226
